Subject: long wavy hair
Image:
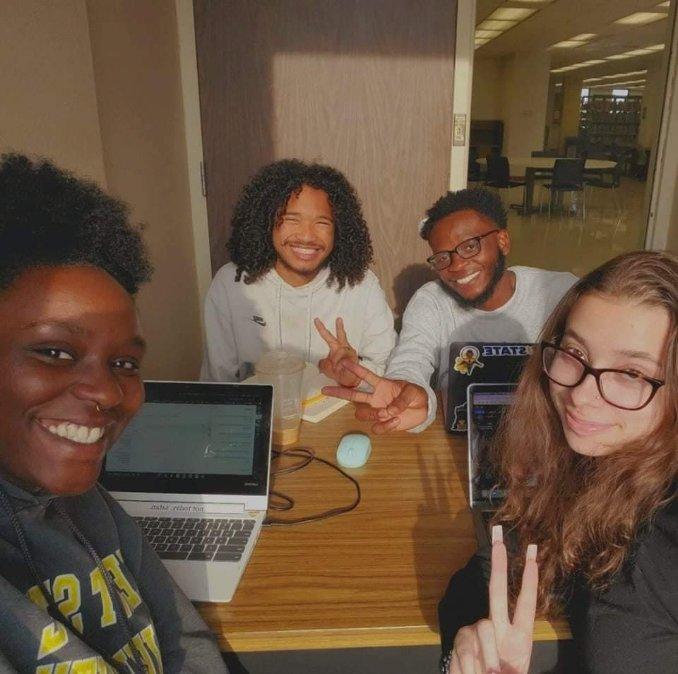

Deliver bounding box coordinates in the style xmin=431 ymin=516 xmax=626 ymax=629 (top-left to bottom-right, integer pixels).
xmin=494 ymin=250 xmax=678 ymax=616
xmin=227 ymin=159 xmax=373 ymax=289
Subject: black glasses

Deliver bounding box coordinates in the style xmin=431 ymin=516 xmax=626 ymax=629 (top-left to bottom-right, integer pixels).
xmin=541 ymin=342 xmax=664 ymax=411
xmin=426 ymin=230 xmax=500 ymax=271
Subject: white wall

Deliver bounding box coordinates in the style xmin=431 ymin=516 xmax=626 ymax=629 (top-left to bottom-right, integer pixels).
xmin=637 ymin=55 xmax=666 ymax=149
xmin=471 ymin=57 xmax=503 ymax=119
xmin=471 ymin=50 xmax=551 ymax=156
xmin=500 ymin=51 xmax=551 ymax=157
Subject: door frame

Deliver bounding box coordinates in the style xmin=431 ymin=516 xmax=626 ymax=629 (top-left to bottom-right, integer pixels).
xmin=644 ymin=1 xmax=678 ymax=251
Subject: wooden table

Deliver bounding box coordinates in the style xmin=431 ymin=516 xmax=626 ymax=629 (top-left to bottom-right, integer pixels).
xmin=197 ymin=405 xmax=569 ymax=663
xmin=477 ymin=157 xmax=617 ymax=214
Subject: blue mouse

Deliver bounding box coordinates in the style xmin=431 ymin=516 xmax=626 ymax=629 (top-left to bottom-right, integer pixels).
xmin=336 ymin=433 xmax=372 ymax=468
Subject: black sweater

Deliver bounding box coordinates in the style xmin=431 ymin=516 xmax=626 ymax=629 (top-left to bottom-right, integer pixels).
xmin=438 ymin=492 xmax=678 ymax=673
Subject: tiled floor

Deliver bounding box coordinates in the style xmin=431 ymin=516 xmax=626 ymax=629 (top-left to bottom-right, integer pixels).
xmin=479 ymin=177 xmax=649 ymax=278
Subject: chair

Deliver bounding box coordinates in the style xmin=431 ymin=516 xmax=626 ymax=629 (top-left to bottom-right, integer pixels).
xmin=541 ymin=159 xmax=586 ymax=218
xmin=484 ymin=156 xmax=525 ymax=210
xmin=585 ymin=162 xmax=622 ymax=214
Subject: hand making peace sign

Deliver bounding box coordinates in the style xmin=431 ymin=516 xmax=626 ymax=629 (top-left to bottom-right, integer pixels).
xmin=449 ymin=526 xmax=538 ymax=674
xmin=321 ymin=358 xmax=429 ymax=433
xmin=314 ymin=317 xmax=361 ymax=387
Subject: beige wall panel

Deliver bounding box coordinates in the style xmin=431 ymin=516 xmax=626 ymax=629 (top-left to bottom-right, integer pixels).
xmin=0 ymin=0 xmax=105 ymax=182
xmin=87 ymin=1 xmax=202 ymax=380
xmin=195 ymin=0 xmax=456 ymax=313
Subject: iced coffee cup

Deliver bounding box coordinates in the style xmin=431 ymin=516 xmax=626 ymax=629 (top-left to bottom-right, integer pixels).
xmin=255 ymin=350 xmax=305 ymax=446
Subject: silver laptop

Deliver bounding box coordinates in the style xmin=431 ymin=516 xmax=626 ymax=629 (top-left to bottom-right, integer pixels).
xmin=100 ymin=381 xmax=273 ymax=602
xmin=467 ymin=382 xmax=516 ymax=547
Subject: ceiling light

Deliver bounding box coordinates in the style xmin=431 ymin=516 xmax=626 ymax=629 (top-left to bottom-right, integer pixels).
xmin=475 ymin=29 xmax=502 ymax=38
xmin=655 ymin=1 xmax=670 ymax=8
xmin=475 ymin=38 xmax=491 ymax=48
xmin=583 ymin=70 xmax=647 ymax=83
xmin=614 ymin=12 xmax=666 ymax=25
xmin=645 ymin=44 xmax=666 ymax=51
xmin=478 ymin=19 xmax=518 ymax=31
xmin=626 ymin=49 xmax=654 ymax=56
xmin=571 ymin=34 xmax=596 ymax=41
xmin=488 ymin=7 xmax=537 ymax=21
xmin=606 ymin=53 xmax=634 ymax=60
xmin=551 ymin=40 xmax=586 ymax=48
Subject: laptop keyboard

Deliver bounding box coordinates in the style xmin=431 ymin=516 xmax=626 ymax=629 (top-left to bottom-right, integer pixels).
xmin=135 ymin=517 xmax=255 ymax=562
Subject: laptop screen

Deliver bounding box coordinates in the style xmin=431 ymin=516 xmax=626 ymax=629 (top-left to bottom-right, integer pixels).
xmin=100 ymin=381 xmax=273 ymax=496
xmin=467 ymin=382 xmax=516 ymax=508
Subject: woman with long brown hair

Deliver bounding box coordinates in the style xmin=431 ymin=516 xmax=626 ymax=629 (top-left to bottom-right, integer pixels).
xmin=439 ymin=250 xmax=678 ymax=673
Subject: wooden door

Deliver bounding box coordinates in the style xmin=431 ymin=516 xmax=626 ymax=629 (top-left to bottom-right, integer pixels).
xmin=194 ymin=0 xmax=456 ymax=313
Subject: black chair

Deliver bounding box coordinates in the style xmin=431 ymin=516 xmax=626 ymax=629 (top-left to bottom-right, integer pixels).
xmin=484 ymin=156 xmax=526 ymax=210
xmin=530 ymin=150 xmax=558 ymax=158
xmin=541 ymin=159 xmax=586 ymax=218
xmin=585 ymin=162 xmax=622 ymax=213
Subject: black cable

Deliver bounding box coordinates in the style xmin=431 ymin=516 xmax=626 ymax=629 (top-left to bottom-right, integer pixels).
xmin=264 ymin=446 xmax=361 ymax=526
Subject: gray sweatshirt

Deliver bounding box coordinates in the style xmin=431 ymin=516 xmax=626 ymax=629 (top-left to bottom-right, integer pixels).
xmin=386 ymin=266 xmax=577 ymax=431
xmin=201 ymin=263 xmax=396 ymax=382
xmin=0 ymin=475 xmax=227 ymax=673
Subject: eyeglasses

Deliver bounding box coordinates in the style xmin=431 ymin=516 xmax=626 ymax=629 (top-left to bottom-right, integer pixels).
xmin=426 ymin=230 xmax=500 ymax=271
xmin=541 ymin=342 xmax=664 ymax=411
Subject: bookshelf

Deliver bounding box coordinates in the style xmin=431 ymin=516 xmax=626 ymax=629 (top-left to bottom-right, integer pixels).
xmin=578 ymin=94 xmax=641 ymax=154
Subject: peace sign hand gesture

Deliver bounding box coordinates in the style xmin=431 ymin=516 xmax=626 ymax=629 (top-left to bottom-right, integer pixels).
xmin=314 ymin=318 xmax=361 ymax=387
xmin=449 ymin=526 xmax=538 ymax=674
xmin=321 ymin=359 xmax=429 ymax=433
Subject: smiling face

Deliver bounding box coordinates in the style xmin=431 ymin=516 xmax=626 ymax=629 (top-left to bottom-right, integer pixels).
xmin=272 ymin=185 xmax=335 ymax=287
xmin=549 ymin=292 xmax=669 ymax=457
xmin=428 ymin=209 xmax=512 ymax=310
xmin=0 ymin=266 xmax=146 ymax=495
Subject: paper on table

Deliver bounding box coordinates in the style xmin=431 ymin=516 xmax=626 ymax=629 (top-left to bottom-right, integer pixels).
xmin=301 ymin=363 xmax=349 ymax=423
xmin=245 ymin=363 xmax=348 ymax=423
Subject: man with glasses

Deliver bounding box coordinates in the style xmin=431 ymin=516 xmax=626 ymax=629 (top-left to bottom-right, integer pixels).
xmin=323 ymin=188 xmax=576 ymax=432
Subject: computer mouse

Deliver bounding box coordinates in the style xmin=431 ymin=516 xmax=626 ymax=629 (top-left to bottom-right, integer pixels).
xmin=336 ymin=433 xmax=372 ymax=468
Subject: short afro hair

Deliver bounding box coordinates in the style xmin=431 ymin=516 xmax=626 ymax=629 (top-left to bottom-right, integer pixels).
xmin=419 ymin=187 xmax=507 ymax=240
xmin=0 ymin=153 xmax=152 ymax=295
xmin=228 ymin=159 xmax=373 ymax=289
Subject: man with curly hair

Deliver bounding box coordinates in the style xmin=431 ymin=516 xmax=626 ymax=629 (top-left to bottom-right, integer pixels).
xmin=201 ymin=159 xmax=395 ymax=387
xmin=323 ymin=188 xmax=576 ymax=432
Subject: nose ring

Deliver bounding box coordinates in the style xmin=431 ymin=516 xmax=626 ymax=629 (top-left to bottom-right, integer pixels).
xmin=96 ymin=403 xmax=103 ymax=413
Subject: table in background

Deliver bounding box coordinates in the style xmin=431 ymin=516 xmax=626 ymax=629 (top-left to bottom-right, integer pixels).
xmin=197 ymin=405 xmax=570 ymax=672
xmin=478 ymin=156 xmax=617 ymax=214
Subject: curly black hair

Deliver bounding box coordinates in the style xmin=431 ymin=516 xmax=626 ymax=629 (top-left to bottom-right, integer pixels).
xmin=227 ymin=159 xmax=373 ymax=289
xmin=0 ymin=153 xmax=152 ymax=295
xmin=419 ymin=187 xmax=507 ymax=240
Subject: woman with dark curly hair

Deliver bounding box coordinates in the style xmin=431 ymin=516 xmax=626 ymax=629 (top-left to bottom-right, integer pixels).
xmin=201 ymin=159 xmax=395 ymax=386
xmin=0 ymin=154 xmax=227 ymax=672
xmin=438 ymin=251 xmax=678 ymax=674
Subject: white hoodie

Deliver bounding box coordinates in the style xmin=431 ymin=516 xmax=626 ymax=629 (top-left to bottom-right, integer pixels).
xmin=201 ymin=262 xmax=396 ymax=382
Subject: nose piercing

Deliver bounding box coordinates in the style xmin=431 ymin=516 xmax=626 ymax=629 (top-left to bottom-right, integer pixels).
xmin=96 ymin=403 xmax=103 ymax=413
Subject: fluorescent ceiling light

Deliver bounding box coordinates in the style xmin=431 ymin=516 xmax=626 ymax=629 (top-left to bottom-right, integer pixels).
xmin=552 ymin=40 xmax=586 ymax=48
xmin=475 ymin=38 xmax=491 ymax=48
xmin=614 ymin=12 xmax=666 ymax=25
xmin=571 ymin=33 xmax=596 ymax=41
xmin=489 ymin=7 xmax=536 ymax=21
xmin=626 ymin=49 xmax=654 ymax=56
xmin=475 ymin=29 xmax=502 ymax=38
xmin=583 ymin=70 xmax=647 ymax=83
xmin=655 ymin=1 xmax=670 ymax=7
xmin=645 ymin=44 xmax=665 ymax=51
xmin=478 ymin=19 xmax=519 ymax=31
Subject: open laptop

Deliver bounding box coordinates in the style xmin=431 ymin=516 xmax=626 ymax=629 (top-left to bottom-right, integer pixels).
xmin=100 ymin=381 xmax=273 ymax=603
xmin=466 ymin=382 xmax=516 ymax=547
xmin=444 ymin=342 xmax=533 ymax=433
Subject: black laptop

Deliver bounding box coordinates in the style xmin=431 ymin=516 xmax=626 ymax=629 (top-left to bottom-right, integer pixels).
xmin=443 ymin=342 xmax=533 ymax=433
